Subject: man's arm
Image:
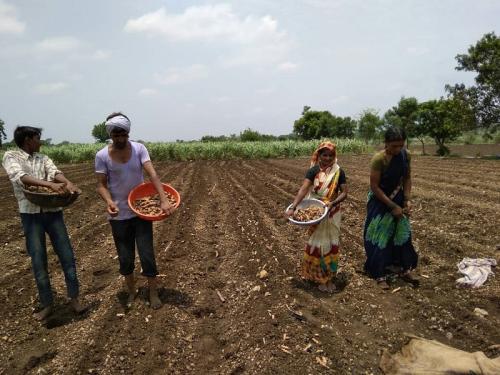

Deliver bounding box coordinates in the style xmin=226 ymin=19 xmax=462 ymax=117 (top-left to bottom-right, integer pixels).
xmin=95 ymin=173 xmax=119 ymax=216
xmin=143 ymin=161 xmax=175 ymax=215
xmin=2 ymin=153 xmax=68 ymax=194
xmin=53 ymin=173 xmax=80 ymax=194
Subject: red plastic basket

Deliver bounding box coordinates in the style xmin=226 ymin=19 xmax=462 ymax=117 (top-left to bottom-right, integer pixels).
xmin=128 ymin=182 xmax=180 ymax=221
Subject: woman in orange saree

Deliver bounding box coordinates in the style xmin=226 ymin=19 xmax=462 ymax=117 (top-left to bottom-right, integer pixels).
xmin=286 ymin=141 xmax=348 ymax=292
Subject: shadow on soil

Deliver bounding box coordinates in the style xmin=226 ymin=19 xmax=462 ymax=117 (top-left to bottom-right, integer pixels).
xmin=290 ymin=271 xmax=351 ymax=296
xmin=116 ymin=287 xmax=192 ymax=309
xmin=44 ymin=300 xmax=98 ymax=329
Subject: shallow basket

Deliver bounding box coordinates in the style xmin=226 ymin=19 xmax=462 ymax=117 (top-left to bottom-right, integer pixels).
xmin=22 ymin=189 xmax=80 ymax=209
xmin=128 ymin=182 xmax=181 ymax=222
xmin=287 ymin=198 xmax=328 ymax=226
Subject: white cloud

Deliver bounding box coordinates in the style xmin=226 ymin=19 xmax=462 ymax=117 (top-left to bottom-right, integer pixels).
xmin=125 ymin=4 xmax=292 ymax=67
xmin=256 ymin=87 xmax=275 ymax=95
xmin=331 ymin=95 xmax=349 ymax=104
xmin=138 ymin=88 xmax=158 ymax=96
xmin=90 ymin=49 xmax=111 ymax=60
xmin=212 ymin=96 xmax=231 ymax=103
xmin=0 ymin=1 xmax=25 ymax=34
xmin=277 ymin=61 xmax=299 ymax=71
xmin=406 ymin=46 xmax=430 ymax=56
xmin=155 ymin=64 xmax=208 ymax=85
xmin=33 ymin=82 xmax=68 ymax=95
xmin=36 ymin=36 xmax=81 ymax=53
xmin=303 ymin=0 xmax=347 ymax=10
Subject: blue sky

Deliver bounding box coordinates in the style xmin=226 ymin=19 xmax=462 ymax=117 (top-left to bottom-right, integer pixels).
xmin=0 ymin=0 xmax=498 ymax=142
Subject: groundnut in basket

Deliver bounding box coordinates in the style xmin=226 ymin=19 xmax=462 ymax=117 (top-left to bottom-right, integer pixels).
xmin=26 ymin=185 xmax=60 ymax=194
xmin=133 ymin=193 xmax=177 ymax=217
xmin=293 ymin=206 xmax=325 ymax=222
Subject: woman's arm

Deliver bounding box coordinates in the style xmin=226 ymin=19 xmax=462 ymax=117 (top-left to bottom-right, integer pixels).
xmin=402 ymin=171 xmax=412 ymax=215
xmin=285 ymin=179 xmax=313 ymax=217
xmin=370 ymin=169 xmax=404 ymax=219
xmin=328 ymin=183 xmax=347 ymax=210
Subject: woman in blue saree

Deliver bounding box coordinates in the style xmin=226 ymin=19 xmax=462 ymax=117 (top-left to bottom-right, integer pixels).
xmin=364 ymin=127 xmax=418 ymax=289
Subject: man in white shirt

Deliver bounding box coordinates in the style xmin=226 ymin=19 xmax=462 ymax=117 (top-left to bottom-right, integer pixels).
xmin=2 ymin=126 xmax=86 ymax=320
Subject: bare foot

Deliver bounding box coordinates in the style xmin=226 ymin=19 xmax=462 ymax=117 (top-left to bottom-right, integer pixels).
xmin=326 ymin=281 xmax=336 ymax=293
xmin=34 ymin=305 xmax=53 ymax=321
xmin=127 ymin=289 xmax=137 ymax=307
xmin=149 ymin=289 xmax=162 ymax=310
xmin=70 ymin=298 xmax=88 ymax=314
xmin=400 ymin=272 xmax=420 ymax=287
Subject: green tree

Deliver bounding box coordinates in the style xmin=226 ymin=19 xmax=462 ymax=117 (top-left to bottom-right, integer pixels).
xmin=383 ymin=97 xmax=419 ymax=143
xmin=201 ymin=135 xmax=229 ymax=142
xmin=40 ymin=138 xmax=52 ymax=146
xmin=416 ymin=96 xmax=475 ymax=156
xmin=0 ymin=118 xmax=6 ymax=147
xmin=331 ymin=116 xmax=356 ymax=138
xmin=240 ymin=128 xmax=262 ymax=142
xmin=92 ymin=122 xmax=109 ymax=143
xmin=293 ymin=106 xmax=356 ymax=139
xmin=293 ymin=107 xmax=332 ymax=139
xmin=358 ymin=109 xmax=383 ymax=143
xmin=446 ymin=32 xmax=499 ymax=132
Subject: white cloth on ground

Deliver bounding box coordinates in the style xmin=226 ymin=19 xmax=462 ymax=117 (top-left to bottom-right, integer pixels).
xmin=105 ymin=115 xmax=130 ymax=135
xmin=456 ymin=257 xmax=496 ymax=288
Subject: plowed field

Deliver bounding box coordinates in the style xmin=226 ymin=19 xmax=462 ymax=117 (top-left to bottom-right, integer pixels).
xmin=0 ymin=154 xmax=499 ymax=374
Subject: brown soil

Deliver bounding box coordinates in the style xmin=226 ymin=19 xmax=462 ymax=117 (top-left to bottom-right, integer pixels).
xmin=0 ymin=152 xmax=499 ymax=374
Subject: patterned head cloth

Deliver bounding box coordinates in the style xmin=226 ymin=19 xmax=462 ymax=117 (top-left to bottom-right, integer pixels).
xmin=105 ymin=115 xmax=131 ymax=135
xmin=310 ymin=141 xmax=336 ymax=167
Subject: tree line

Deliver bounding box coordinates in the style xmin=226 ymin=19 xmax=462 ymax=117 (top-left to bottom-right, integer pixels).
xmin=293 ymin=32 xmax=498 ymax=155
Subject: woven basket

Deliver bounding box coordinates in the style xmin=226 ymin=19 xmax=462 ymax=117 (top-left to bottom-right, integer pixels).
xmin=22 ymin=189 xmax=80 ymax=208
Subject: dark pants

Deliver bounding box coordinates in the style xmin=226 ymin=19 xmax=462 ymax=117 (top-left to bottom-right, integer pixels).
xmin=20 ymin=211 xmax=80 ymax=307
xmin=109 ymin=217 xmax=158 ymax=277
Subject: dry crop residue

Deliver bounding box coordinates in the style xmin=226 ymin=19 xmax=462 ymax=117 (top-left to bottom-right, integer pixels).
xmin=0 ymin=151 xmax=498 ymax=374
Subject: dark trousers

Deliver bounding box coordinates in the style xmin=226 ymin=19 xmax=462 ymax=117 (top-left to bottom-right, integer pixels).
xmin=20 ymin=212 xmax=79 ymax=307
xmin=109 ymin=217 xmax=158 ymax=277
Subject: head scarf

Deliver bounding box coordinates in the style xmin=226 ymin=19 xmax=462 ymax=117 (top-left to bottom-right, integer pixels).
xmin=310 ymin=141 xmax=336 ymax=167
xmin=105 ymin=115 xmax=131 ymax=135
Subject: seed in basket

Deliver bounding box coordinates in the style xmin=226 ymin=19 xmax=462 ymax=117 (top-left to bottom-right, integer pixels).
xmin=26 ymin=186 xmax=57 ymax=194
xmin=293 ymin=206 xmax=324 ymax=222
xmin=133 ymin=192 xmax=177 ymax=216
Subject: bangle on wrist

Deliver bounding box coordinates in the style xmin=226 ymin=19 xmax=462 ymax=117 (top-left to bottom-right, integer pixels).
xmin=388 ymin=201 xmax=397 ymax=209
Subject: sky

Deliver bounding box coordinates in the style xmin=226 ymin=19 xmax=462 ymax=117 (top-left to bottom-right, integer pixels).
xmin=0 ymin=0 xmax=498 ymax=143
